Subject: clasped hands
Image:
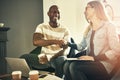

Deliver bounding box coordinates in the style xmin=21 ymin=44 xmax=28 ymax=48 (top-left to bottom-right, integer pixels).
xmin=56 ymin=39 xmax=68 ymax=49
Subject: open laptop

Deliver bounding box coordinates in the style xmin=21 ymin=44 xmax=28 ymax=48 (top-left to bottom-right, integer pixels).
xmin=5 ymin=57 xmax=50 ymax=78
xmin=5 ymin=57 xmax=30 ymax=78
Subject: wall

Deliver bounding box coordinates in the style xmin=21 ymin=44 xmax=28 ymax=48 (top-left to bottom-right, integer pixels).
xmin=0 ymin=0 xmax=43 ymax=57
xmin=43 ymin=0 xmax=89 ymax=43
xmin=43 ymin=0 xmax=120 ymax=42
xmin=107 ymin=0 xmax=120 ymax=26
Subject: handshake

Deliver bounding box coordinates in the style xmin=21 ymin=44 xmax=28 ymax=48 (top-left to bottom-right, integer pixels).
xmin=55 ymin=39 xmax=68 ymax=49
xmin=38 ymin=39 xmax=69 ymax=64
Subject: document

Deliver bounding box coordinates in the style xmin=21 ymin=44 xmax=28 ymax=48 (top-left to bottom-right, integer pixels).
xmin=43 ymin=74 xmax=63 ymax=80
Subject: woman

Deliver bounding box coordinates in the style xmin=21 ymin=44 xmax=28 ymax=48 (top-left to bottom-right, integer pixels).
xmin=64 ymin=1 xmax=120 ymax=80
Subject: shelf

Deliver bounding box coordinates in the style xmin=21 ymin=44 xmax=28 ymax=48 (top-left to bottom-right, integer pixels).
xmin=0 ymin=27 xmax=10 ymax=31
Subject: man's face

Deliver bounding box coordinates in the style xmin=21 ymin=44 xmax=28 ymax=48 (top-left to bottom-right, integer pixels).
xmin=48 ymin=6 xmax=60 ymax=23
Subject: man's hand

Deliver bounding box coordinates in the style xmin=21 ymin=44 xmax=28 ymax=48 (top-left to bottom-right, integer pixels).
xmin=56 ymin=40 xmax=68 ymax=48
xmin=38 ymin=54 xmax=49 ymax=64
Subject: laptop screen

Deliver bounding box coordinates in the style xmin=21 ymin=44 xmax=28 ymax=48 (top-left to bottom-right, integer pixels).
xmin=5 ymin=57 xmax=30 ymax=78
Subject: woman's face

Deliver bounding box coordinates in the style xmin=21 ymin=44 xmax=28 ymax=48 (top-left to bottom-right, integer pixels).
xmin=84 ymin=4 xmax=95 ymax=21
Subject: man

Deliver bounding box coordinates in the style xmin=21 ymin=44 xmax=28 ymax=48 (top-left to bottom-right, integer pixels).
xmin=33 ymin=5 xmax=69 ymax=63
xmin=21 ymin=5 xmax=69 ymax=78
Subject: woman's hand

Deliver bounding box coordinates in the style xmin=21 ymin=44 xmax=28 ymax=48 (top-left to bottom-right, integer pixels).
xmin=78 ymin=55 xmax=95 ymax=61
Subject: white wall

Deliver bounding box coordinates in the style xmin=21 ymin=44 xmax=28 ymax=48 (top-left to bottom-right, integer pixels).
xmin=43 ymin=0 xmax=120 ymax=42
xmin=43 ymin=0 xmax=89 ymax=43
xmin=107 ymin=0 xmax=120 ymax=26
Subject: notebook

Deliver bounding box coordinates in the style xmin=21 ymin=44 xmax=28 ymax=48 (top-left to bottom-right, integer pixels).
xmin=66 ymin=58 xmax=79 ymax=60
xmin=5 ymin=57 xmax=30 ymax=78
xmin=66 ymin=58 xmax=94 ymax=61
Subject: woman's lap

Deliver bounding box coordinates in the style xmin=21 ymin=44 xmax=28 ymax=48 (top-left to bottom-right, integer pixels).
xmin=69 ymin=60 xmax=109 ymax=80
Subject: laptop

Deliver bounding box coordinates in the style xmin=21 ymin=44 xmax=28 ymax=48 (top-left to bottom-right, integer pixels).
xmin=5 ymin=57 xmax=30 ymax=78
xmin=5 ymin=57 xmax=50 ymax=78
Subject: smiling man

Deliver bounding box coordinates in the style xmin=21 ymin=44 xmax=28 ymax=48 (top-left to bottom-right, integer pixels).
xmin=32 ymin=5 xmax=69 ymax=78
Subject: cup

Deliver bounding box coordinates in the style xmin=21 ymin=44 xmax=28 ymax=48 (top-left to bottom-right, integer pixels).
xmin=12 ymin=71 xmax=22 ymax=80
xmin=0 ymin=23 xmax=4 ymax=27
xmin=29 ymin=70 xmax=39 ymax=80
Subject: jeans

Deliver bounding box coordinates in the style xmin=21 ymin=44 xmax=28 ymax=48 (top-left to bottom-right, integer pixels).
xmin=50 ymin=56 xmax=66 ymax=78
xmin=64 ymin=60 xmax=109 ymax=80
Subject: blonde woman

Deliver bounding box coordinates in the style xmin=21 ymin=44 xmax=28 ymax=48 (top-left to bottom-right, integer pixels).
xmin=64 ymin=1 xmax=120 ymax=80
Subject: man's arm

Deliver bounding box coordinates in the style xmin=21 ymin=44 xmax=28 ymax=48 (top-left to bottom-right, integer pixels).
xmin=33 ymin=33 xmax=66 ymax=47
xmin=39 ymin=47 xmax=67 ymax=64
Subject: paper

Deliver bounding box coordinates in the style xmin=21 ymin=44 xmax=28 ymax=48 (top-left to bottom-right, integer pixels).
xmin=43 ymin=74 xmax=63 ymax=80
xmin=66 ymin=58 xmax=79 ymax=60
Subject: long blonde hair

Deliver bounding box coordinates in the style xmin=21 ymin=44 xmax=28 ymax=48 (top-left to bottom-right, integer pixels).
xmin=83 ymin=1 xmax=110 ymax=37
xmin=88 ymin=0 xmax=110 ymax=21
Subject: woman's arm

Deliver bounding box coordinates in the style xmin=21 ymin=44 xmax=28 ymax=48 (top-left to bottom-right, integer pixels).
xmin=95 ymin=24 xmax=120 ymax=61
xmin=105 ymin=24 xmax=120 ymax=60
